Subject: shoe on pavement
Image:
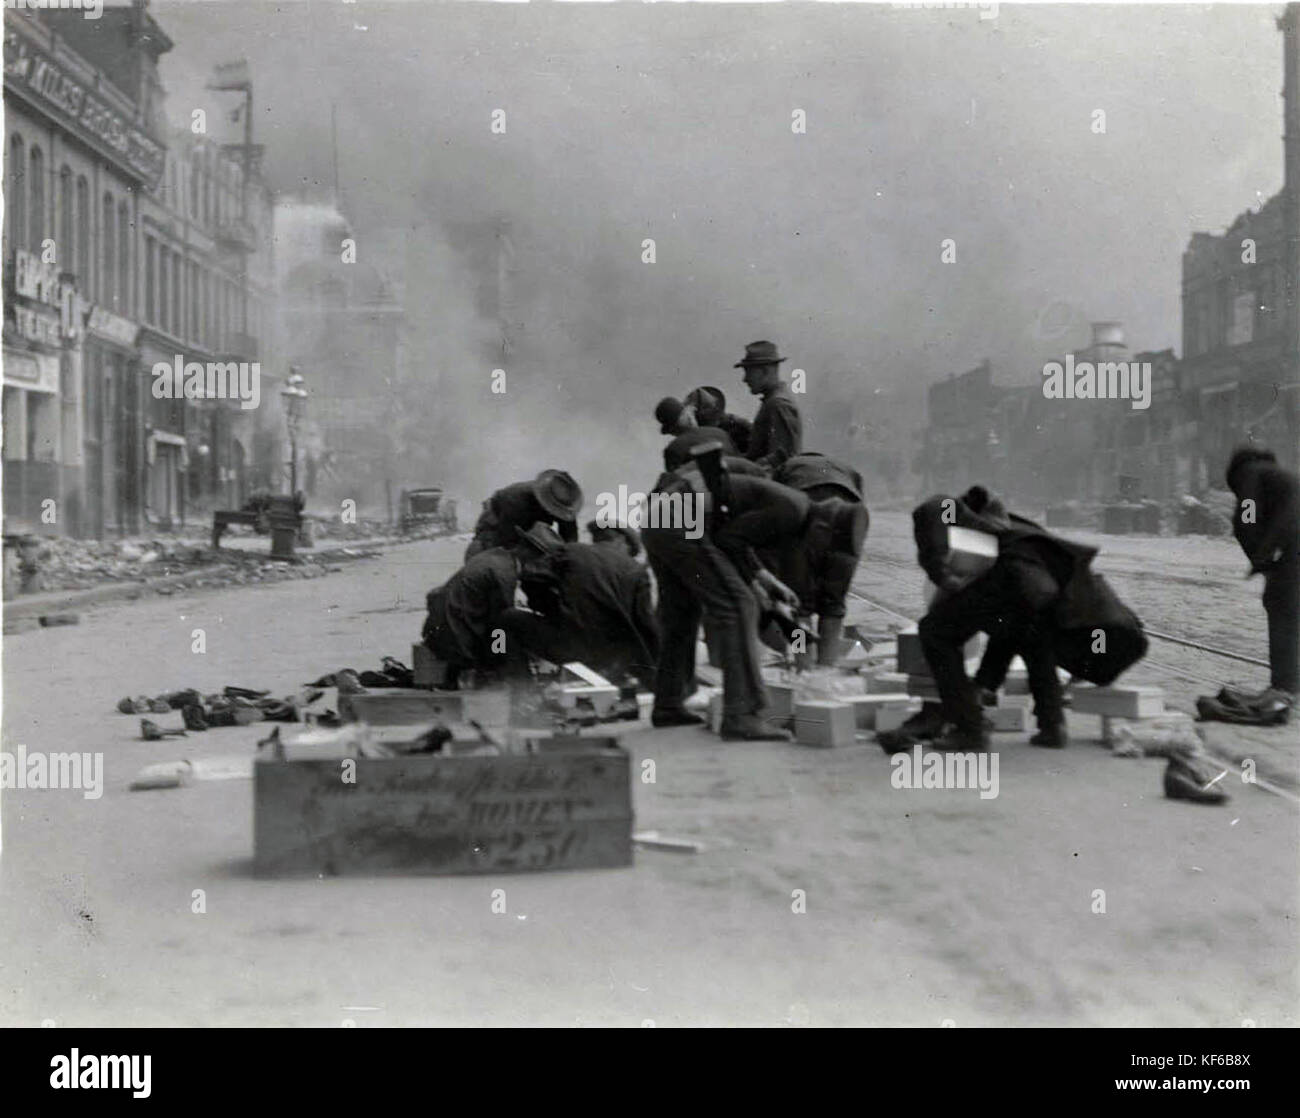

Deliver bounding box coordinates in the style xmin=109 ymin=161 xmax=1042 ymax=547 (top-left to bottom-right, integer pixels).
xmin=977 ymin=687 xmax=999 ymax=708
xmin=1030 ymin=724 xmax=1068 ymax=748
xmin=650 ymin=708 xmax=706 ymax=728
xmin=877 ymin=726 xmax=926 ymax=754
xmin=181 ymin=704 xmax=210 ymax=732
xmin=335 ymin=669 xmax=366 ymax=695
xmin=932 ymin=726 xmax=990 ymax=752
xmin=1164 ymin=756 xmax=1229 ymax=805
xmin=719 ymin=714 xmax=792 ymax=742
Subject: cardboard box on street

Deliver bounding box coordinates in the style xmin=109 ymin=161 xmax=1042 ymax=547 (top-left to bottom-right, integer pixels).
xmin=793 ymin=700 xmax=857 ymax=748
xmin=845 ymin=693 xmax=912 ymax=729
xmin=1068 ymin=685 xmax=1165 ymax=719
xmin=986 ymin=704 xmax=1030 ymax=732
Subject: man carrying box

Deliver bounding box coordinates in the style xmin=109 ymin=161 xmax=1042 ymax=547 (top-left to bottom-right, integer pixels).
xmin=909 ymin=485 xmax=1145 ymax=751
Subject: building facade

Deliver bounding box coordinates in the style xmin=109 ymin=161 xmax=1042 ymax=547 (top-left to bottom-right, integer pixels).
xmin=4 ymin=2 xmax=282 ymax=539
xmin=3 ymin=3 xmax=167 ymax=537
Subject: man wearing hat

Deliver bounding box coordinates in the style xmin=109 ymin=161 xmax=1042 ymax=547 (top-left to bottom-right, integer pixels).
xmin=643 ymin=459 xmax=817 ymax=741
xmin=685 ymin=386 xmax=753 ymax=456
xmin=654 ymin=395 xmax=752 ymax=472
xmin=465 ymin=470 xmax=584 ymax=561
xmin=423 ymin=524 xmax=563 ymax=689
xmin=735 ymin=340 xmax=802 ymax=472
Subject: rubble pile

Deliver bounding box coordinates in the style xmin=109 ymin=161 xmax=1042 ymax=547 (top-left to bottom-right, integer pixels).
xmin=9 ymin=533 xmax=356 ymax=595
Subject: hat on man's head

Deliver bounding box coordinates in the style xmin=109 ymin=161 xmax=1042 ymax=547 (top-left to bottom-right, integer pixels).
xmin=684 ymin=386 xmax=727 ymax=416
xmin=532 ymin=470 xmax=583 ymax=522
xmin=515 ymin=522 xmax=564 ymax=555
xmin=654 ymin=396 xmax=686 ymax=435
xmin=734 ymin=340 xmax=787 ymax=368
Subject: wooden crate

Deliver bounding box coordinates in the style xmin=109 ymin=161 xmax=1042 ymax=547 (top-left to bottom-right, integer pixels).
xmin=411 ymin=644 xmax=451 ymax=689
xmin=254 ymin=744 xmax=633 ymax=877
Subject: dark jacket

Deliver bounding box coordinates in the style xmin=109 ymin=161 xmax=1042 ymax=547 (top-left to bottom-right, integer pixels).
xmin=913 ymin=493 xmax=1146 ymax=684
xmin=423 ymin=547 xmax=518 ymax=665
xmin=1226 ymin=454 xmax=1300 ymax=573
xmin=746 ymin=384 xmax=802 ymax=472
xmin=711 ymin=475 xmax=811 ymax=583
xmin=717 ymin=413 xmax=753 ymax=456
xmin=468 ymin=481 xmax=578 ymax=558
xmin=775 ymin=452 xmax=864 ymax=503
xmin=520 ymin=542 xmax=659 ymax=665
xmin=762 ymin=499 xmax=868 ymax=620
xmin=662 ymin=427 xmax=737 ymax=471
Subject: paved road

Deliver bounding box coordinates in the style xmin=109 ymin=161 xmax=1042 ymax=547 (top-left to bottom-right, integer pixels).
xmin=1 ymin=534 xmax=1295 ymax=1026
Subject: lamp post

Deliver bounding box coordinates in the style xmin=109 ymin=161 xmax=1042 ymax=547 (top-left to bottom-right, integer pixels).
xmin=281 ymin=367 xmax=308 ymax=497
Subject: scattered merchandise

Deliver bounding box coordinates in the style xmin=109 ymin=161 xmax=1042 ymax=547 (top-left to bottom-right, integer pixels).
xmin=1163 ymin=753 xmax=1231 ymax=805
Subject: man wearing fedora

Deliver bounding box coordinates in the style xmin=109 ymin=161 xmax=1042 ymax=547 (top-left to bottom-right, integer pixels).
xmin=735 ymin=340 xmax=802 ymax=473
xmin=465 ymin=470 xmax=584 ymax=561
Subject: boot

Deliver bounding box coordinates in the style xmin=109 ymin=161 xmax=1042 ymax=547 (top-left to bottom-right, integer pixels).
xmin=651 ymin=708 xmax=705 ymax=728
xmin=1030 ymin=722 xmax=1068 ymax=748
xmin=932 ymin=725 xmax=990 ymax=752
xmin=719 ymin=713 xmax=792 ymax=741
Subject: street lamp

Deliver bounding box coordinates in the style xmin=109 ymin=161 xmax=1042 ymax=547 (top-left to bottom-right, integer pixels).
xmin=281 ymin=367 xmax=309 ymax=496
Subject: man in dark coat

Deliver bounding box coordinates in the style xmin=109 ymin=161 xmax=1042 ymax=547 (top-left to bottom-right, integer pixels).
xmin=465 ymin=470 xmax=583 ymax=560
xmin=685 ymin=385 xmax=753 ymax=456
xmin=774 ymin=451 xmax=864 ymax=504
xmin=501 ymin=540 xmax=660 ymax=683
xmin=423 ymin=525 xmax=562 ymax=688
xmin=735 ymin=341 xmax=802 ymax=472
xmin=770 ymin=452 xmax=869 ymax=664
xmin=642 ymin=464 xmax=807 ymax=740
xmin=1226 ymin=446 xmax=1300 ymax=706
xmin=911 ymin=487 xmax=1145 ymax=750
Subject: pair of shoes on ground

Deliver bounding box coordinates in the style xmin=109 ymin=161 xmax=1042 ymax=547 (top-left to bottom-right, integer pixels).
xmin=1197 ymin=686 xmax=1293 ymax=726
xmin=649 ymin=707 xmax=792 ymax=741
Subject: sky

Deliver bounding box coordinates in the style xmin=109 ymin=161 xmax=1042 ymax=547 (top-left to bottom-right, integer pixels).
xmin=150 ymin=0 xmax=1289 ymax=501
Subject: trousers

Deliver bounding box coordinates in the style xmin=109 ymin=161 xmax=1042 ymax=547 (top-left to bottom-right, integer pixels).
xmin=1264 ymin=558 xmax=1300 ymax=693
xmin=919 ymin=560 xmax=1064 ymax=733
xmin=643 ymin=527 xmax=767 ymax=718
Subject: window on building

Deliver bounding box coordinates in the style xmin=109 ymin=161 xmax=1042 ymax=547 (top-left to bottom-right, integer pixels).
xmin=28 ymin=145 xmax=44 ymax=251
xmin=159 ymin=248 xmax=169 ymax=334
xmin=173 ymin=252 xmax=182 ymax=338
xmin=190 ymin=152 xmax=201 ymax=219
xmin=102 ymin=193 xmax=116 ymax=308
xmin=59 ymin=166 xmax=72 ymax=270
xmin=76 ymin=176 xmax=90 ymax=297
xmin=189 ymin=261 xmax=199 ymax=343
xmin=6 ymin=135 xmax=26 ymax=250
xmin=202 ymin=152 xmax=211 ymax=226
xmin=144 ymin=235 xmax=156 ymax=325
xmin=118 ymin=200 xmax=131 ymax=315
